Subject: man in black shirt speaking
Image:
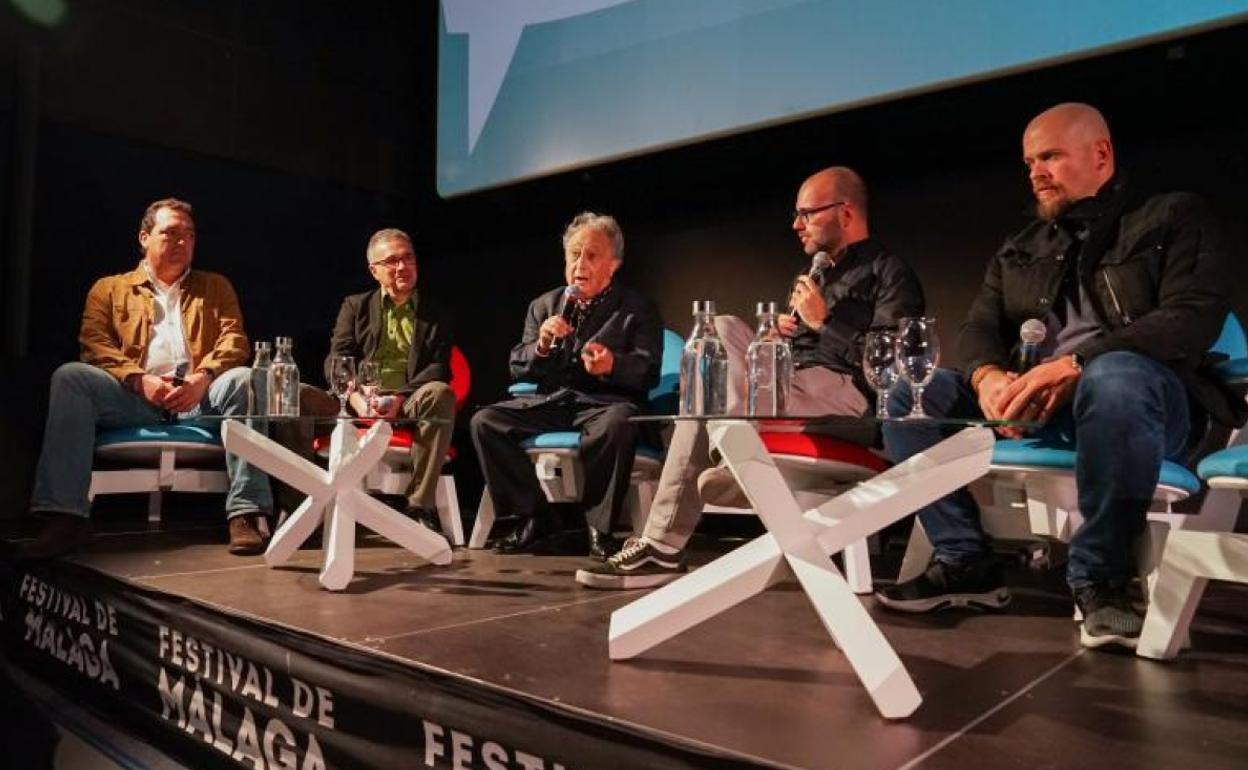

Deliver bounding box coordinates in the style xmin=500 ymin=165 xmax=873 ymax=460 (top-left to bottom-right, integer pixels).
xmin=578 ymin=167 xmax=925 ymax=589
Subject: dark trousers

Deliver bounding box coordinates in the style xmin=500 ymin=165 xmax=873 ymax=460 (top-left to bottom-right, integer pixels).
xmin=469 ymin=398 xmax=639 ymax=534
xmin=881 ymin=351 xmax=1192 ymax=589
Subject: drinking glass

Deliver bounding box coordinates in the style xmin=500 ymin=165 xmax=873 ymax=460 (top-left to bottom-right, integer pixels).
xmin=328 ymin=355 xmax=356 ymax=417
xmin=357 ymin=360 xmax=381 ymax=416
xmin=862 ymin=329 xmax=898 ymax=419
xmin=895 ymin=317 xmax=940 ymax=418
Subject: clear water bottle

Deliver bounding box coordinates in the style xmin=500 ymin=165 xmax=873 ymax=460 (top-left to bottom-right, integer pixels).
xmin=679 ymin=300 xmax=728 ymax=416
xmin=248 ymin=341 xmax=271 ymax=422
xmin=268 ymin=336 xmax=301 ymax=418
xmin=747 ymin=301 xmax=793 ymax=417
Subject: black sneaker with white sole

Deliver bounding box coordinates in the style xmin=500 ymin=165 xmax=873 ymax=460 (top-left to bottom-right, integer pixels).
xmin=1073 ymin=584 xmax=1142 ymax=650
xmin=875 ymin=556 xmax=1010 ymax=613
xmin=575 ymin=538 xmax=687 ymax=589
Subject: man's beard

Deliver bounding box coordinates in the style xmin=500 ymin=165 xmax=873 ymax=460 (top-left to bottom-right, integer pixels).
xmin=1034 ymin=191 xmax=1071 ymax=221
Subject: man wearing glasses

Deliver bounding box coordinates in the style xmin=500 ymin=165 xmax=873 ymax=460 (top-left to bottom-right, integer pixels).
xmin=24 ymin=198 xmax=271 ymax=557
xmin=577 ymin=167 xmax=925 ymax=589
xmin=875 ymin=104 xmax=1240 ymax=651
xmin=322 ymin=228 xmax=456 ymax=531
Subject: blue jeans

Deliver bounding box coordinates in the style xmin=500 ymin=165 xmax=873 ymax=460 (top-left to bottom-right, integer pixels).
xmin=881 ymin=351 xmax=1191 ymax=589
xmin=30 ymin=363 xmax=272 ymax=519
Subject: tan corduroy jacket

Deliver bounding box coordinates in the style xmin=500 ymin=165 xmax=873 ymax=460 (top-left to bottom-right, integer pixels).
xmin=79 ymin=261 xmax=250 ymax=383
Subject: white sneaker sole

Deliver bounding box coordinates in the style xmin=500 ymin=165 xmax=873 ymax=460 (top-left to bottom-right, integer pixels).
xmin=1079 ymin=625 xmax=1139 ymax=650
xmin=575 ymin=568 xmax=685 ymax=590
xmin=875 ymin=588 xmax=1012 ymax=614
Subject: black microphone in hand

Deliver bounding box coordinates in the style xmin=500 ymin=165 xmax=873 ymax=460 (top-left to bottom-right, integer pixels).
xmin=553 ymin=285 xmax=583 ymax=349
xmin=1015 ymin=318 xmax=1046 ymax=373
xmin=789 ymin=251 xmax=832 ymax=320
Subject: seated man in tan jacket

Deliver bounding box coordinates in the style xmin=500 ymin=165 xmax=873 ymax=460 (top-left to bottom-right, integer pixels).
xmin=24 ymin=197 xmax=271 ymax=558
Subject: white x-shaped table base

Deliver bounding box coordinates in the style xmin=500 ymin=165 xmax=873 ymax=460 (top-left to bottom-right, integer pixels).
xmin=222 ymin=419 xmax=452 ymax=591
xmin=608 ymin=420 xmax=994 ymax=719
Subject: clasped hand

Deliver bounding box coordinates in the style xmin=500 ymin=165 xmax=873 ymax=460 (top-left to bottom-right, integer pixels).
xmin=977 ymin=358 xmax=1079 ymax=438
xmin=137 ymin=371 xmax=211 ymax=413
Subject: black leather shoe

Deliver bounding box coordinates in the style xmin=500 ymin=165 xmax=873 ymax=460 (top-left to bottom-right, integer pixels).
xmin=494 ymin=517 xmax=543 ymax=554
xmin=587 ymin=528 xmax=619 ymax=562
xmin=405 ymin=506 xmax=443 ymax=534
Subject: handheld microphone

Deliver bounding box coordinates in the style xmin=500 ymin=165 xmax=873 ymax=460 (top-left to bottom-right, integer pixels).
xmin=1016 ymin=318 xmax=1047 ymax=373
xmin=553 ymin=285 xmax=583 ymax=349
xmin=789 ymin=251 xmax=832 ymax=320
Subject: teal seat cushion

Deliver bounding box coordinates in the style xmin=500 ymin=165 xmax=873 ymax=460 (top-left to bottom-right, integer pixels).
xmin=992 ymin=438 xmax=1200 ymax=495
xmin=520 ymin=431 xmax=663 ymax=462
xmin=96 ymin=423 xmax=222 ymax=448
xmin=1197 ymin=445 xmax=1248 ymax=480
xmin=1213 ymin=357 xmax=1248 ymax=383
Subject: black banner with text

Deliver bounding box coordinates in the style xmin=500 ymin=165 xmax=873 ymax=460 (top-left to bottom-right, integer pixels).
xmin=0 ymin=560 xmax=774 ymax=770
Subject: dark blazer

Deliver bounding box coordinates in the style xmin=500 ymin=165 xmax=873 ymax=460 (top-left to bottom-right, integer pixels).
xmin=960 ymin=176 xmax=1244 ymax=427
xmin=506 ymin=284 xmax=663 ymax=407
xmin=326 ymin=288 xmax=452 ymax=393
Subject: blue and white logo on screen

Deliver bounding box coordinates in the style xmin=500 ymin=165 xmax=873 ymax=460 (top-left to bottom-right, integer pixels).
xmin=437 ymin=0 xmax=1248 ymax=197
xmin=442 ymin=0 xmax=634 ymax=155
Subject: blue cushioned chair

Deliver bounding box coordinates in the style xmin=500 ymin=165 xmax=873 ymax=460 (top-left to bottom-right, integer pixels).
xmin=88 ymin=421 xmax=229 ymax=522
xmin=900 ymin=314 xmax=1248 ymax=589
xmin=1138 ymin=433 xmax=1248 ymax=659
xmin=468 ymin=329 xmax=683 ymax=548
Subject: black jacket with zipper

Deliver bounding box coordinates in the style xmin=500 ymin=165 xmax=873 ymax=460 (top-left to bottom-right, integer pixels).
xmin=959 ymin=175 xmax=1245 ymax=428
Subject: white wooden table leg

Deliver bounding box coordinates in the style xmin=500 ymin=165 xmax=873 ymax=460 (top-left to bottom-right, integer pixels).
xmin=222 ymin=418 xmax=452 ymax=591
xmin=609 ymin=535 xmax=789 ymax=660
xmin=714 ymin=420 xmax=924 ymax=719
xmin=606 ymin=422 xmax=993 ymax=720
xmin=350 ymin=488 xmax=452 ymax=566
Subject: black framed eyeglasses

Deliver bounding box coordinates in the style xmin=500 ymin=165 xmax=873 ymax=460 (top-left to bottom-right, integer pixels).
xmin=371 ymin=254 xmax=416 ymax=270
xmin=792 ymin=201 xmax=847 ymax=224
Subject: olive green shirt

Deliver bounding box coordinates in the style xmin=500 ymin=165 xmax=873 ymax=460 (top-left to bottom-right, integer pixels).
xmin=376 ymin=295 xmax=415 ymax=390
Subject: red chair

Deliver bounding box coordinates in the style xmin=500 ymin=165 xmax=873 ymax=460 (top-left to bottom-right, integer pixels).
xmin=699 ymin=429 xmax=890 ymax=594
xmin=314 ymin=346 xmax=470 ymax=544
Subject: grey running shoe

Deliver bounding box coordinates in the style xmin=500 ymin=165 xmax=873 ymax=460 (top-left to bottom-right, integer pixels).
xmin=1074 ymin=584 xmax=1142 ymax=650
xmin=875 ymin=557 xmax=1010 ymax=613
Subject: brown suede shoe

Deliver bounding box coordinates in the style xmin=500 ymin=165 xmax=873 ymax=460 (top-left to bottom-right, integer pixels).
xmin=697 ymin=466 xmax=749 ymax=508
xmin=20 ymin=513 xmax=94 ymax=560
xmin=227 ymin=514 xmax=266 ymax=556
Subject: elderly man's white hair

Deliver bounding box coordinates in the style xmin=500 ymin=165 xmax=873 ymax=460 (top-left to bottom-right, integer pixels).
xmin=562 ymin=212 xmax=624 ymax=261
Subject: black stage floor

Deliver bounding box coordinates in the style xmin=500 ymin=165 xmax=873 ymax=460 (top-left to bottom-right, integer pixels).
xmin=2 ymin=514 xmax=1247 ymax=770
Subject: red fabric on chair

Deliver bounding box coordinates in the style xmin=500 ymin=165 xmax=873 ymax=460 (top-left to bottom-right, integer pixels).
xmin=759 ymin=432 xmax=890 ymax=473
xmin=312 ymin=426 xmax=455 ymax=462
xmin=449 ymin=346 xmax=471 ymax=412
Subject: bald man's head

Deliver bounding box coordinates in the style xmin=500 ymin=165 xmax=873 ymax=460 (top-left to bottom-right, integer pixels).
xmin=792 ymin=166 xmax=870 ymax=257
xmin=1023 ymin=102 xmax=1115 ymax=220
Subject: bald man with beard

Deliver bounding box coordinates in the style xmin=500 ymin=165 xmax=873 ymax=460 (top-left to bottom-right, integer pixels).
xmin=876 ymin=103 xmax=1243 ymax=650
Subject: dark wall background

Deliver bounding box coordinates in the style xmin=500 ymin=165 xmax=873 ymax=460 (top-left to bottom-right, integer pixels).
xmin=1 ymin=2 xmax=1245 ymax=515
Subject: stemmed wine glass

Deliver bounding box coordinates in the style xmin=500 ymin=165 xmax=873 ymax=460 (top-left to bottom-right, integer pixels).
xmin=895 ymin=317 xmax=940 ymax=419
xmin=357 ymin=360 xmax=382 ymax=416
xmin=862 ymin=329 xmax=898 ymax=419
xmin=328 ymin=355 xmax=356 ymax=418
